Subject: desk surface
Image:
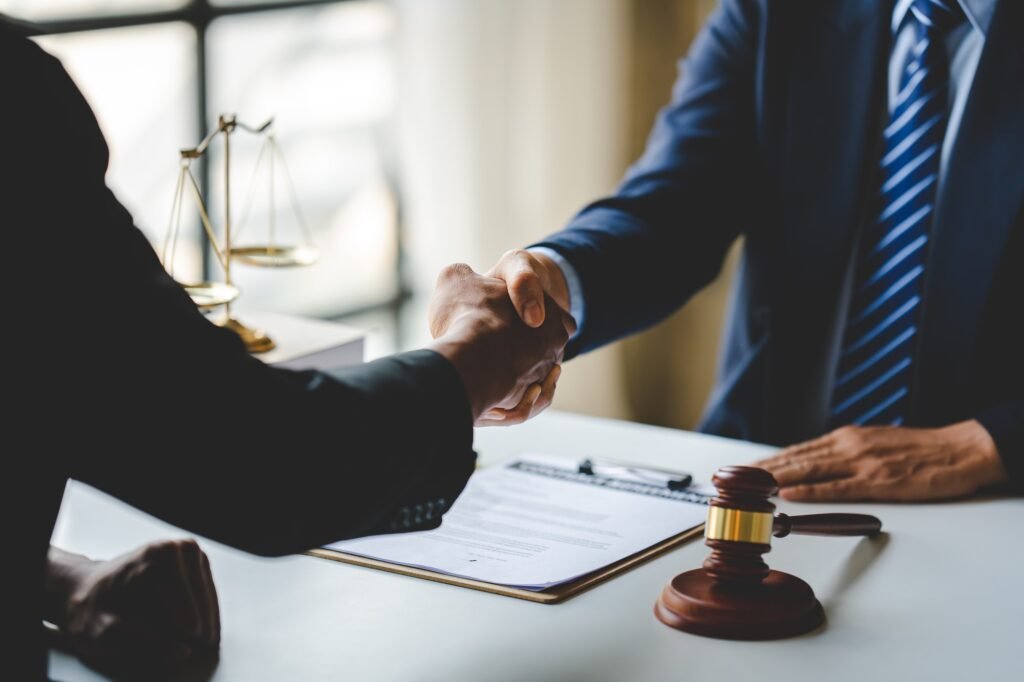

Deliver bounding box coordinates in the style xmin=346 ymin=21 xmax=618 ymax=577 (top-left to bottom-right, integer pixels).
xmin=50 ymin=412 xmax=1024 ymax=681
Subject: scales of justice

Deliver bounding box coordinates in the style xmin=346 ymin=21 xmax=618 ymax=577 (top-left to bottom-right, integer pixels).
xmin=162 ymin=114 xmax=318 ymax=353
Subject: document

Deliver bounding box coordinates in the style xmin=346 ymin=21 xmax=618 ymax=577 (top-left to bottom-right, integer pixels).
xmin=326 ymin=454 xmax=710 ymax=590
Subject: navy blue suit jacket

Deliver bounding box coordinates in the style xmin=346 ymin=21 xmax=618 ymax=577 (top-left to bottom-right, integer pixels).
xmin=534 ymin=0 xmax=1023 ymax=482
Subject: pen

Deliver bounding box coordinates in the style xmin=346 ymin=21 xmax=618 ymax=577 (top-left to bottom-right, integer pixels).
xmin=577 ymin=458 xmax=694 ymax=491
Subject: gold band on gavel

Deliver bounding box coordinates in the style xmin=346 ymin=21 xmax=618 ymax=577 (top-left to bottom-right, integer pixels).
xmin=705 ymin=506 xmax=774 ymax=544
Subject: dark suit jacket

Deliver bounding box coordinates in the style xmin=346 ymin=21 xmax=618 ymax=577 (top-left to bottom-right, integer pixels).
xmin=534 ymin=0 xmax=1022 ymax=478
xmin=2 ymin=23 xmax=476 ymax=679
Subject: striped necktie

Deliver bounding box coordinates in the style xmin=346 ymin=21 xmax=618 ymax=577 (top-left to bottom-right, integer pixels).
xmin=830 ymin=0 xmax=966 ymax=427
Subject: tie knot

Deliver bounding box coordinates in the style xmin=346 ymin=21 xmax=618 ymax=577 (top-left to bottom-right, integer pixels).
xmin=910 ymin=0 xmax=968 ymax=35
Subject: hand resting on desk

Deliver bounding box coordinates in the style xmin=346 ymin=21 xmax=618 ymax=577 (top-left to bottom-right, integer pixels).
xmin=754 ymin=420 xmax=1008 ymax=502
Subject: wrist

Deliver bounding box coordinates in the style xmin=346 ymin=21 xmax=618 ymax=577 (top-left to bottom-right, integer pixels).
xmin=44 ymin=547 xmax=96 ymax=627
xmin=529 ymin=251 xmax=571 ymax=314
xmin=430 ymin=322 xmax=506 ymax=421
xmin=944 ymin=419 xmax=1008 ymax=488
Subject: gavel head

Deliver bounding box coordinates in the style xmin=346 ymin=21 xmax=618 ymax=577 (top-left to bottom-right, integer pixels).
xmin=702 ymin=466 xmax=780 ymax=585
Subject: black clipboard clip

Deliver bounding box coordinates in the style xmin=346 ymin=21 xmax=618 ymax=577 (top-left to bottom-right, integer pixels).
xmin=577 ymin=458 xmax=694 ymax=491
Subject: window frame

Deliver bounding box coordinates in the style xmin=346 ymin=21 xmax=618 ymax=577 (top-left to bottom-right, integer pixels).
xmin=25 ymin=0 xmax=410 ymax=324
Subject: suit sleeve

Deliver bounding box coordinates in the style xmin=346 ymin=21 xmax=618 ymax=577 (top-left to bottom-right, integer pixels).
xmin=8 ymin=30 xmax=475 ymax=557
xmin=531 ymin=0 xmax=762 ymax=356
xmin=967 ymin=203 xmax=1024 ymax=490
xmin=975 ymin=403 xmax=1024 ymax=491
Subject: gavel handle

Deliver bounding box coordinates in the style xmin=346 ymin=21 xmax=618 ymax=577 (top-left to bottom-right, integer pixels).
xmin=773 ymin=513 xmax=882 ymax=538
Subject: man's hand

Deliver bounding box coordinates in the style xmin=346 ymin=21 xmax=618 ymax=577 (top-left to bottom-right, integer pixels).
xmin=484 ymin=249 xmax=571 ymax=329
xmin=429 ymin=263 xmax=574 ymax=424
xmin=46 ymin=540 xmax=220 ymax=674
xmin=753 ymin=420 xmax=1008 ymax=502
xmin=430 ymin=251 xmax=574 ymax=425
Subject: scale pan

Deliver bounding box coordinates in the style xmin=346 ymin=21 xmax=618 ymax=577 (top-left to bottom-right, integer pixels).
xmin=183 ymin=281 xmax=240 ymax=308
xmin=229 ymin=245 xmax=319 ymax=268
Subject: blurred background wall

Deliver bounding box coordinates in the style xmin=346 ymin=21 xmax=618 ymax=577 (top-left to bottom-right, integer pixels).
xmin=9 ymin=0 xmax=734 ymax=431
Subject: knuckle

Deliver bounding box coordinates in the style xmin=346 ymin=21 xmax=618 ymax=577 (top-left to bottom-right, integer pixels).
xmin=438 ymin=262 xmax=472 ymax=282
xmin=93 ymin=613 xmax=122 ymax=647
xmin=143 ymin=542 xmax=173 ymax=562
xmin=834 ymin=425 xmax=864 ymax=449
xmin=176 ymin=538 xmax=200 ymax=558
xmin=503 ymin=248 xmax=531 ymax=263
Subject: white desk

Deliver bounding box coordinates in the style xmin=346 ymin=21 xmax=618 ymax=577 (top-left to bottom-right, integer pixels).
xmin=49 ymin=412 xmax=1024 ymax=681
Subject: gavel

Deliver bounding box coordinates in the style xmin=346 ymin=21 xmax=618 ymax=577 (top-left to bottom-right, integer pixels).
xmin=655 ymin=466 xmax=882 ymax=640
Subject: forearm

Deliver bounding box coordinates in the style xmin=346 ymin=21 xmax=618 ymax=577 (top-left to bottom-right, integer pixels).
xmin=942 ymin=419 xmax=1008 ymax=488
xmin=74 ymin=351 xmax=476 ymax=557
xmin=527 ymin=1 xmax=759 ymax=355
xmin=533 ymin=198 xmax=740 ymax=356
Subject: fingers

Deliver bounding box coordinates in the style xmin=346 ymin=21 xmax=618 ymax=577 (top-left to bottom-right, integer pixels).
xmin=476 ymin=383 xmax=543 ymax=427
xmin=753 ymin=434 xmax=834 ymax=470
xmin=767 ymin=457 xmax=853 ymax=487
xmin=531 ymin=365 xmax=561 ymax=416
xmin=200 ymin=552 xmax=221 ymax=646
xmin=75 ymin=612 xmax=193 ymax=673
xmin=177 ymin=540 xmax=219 ymax=650
xmin=476 ymin=365 xmax=562 ymax=427
xmin=779 ymin=477 xmax=873 ymax=502
xmin=165 ymin=541 xmax=205 ymax=644
xmin=551 ymin=304 xmax=577 ymax=340
xmin=493 ymin=250 xmax=546 ymax=328
xmin=137 ymin=540 xmax=218 ymax=652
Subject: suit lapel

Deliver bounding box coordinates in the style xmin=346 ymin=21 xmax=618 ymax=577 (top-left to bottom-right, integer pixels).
xmin=763 ymin=0 xmax=891 ymax=443
xmin=914 ymin=0 xmax=1024 ymax=424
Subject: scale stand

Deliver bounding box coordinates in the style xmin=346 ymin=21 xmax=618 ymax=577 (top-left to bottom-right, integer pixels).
xmin=161 ymin=114 xmax=319 ymax=352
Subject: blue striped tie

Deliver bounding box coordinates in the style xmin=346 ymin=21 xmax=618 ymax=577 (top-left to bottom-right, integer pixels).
xmin=830 ymin=0 xmax=966 ymax=427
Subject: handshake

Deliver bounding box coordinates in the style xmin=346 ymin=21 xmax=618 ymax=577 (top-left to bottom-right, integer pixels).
xmin=428 ymin=249 xmax=574 ymax=426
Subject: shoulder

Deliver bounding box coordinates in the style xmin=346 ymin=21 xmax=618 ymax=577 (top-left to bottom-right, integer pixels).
xmin=0 ymin=17 xmax=110 ymax=176
xmin=1 ymin=15 xmax=52 ymax=64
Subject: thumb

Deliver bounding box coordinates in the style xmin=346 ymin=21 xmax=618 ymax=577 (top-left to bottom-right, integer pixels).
xmin=497 ymin=251 xmax=546 ymax=327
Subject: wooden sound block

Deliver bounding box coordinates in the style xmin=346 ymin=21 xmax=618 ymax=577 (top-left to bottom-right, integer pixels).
xmin=655 ymin=568 xmax=824 ymax=640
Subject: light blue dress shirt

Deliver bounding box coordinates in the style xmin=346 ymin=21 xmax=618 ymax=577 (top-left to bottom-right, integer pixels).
xmin=533 ymin=0 xmax=995 ymax=341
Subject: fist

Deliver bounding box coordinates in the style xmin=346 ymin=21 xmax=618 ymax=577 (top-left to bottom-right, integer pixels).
xmin=51 ymin=540 xmax=220 ymax=674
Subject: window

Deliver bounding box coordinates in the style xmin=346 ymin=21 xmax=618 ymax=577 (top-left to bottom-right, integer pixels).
xmin=8 ymin=0 xmax=404 ymax=320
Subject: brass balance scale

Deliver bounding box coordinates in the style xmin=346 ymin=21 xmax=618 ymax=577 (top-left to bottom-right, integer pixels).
xmin=162 ymin=114 xmax=317 ymax=352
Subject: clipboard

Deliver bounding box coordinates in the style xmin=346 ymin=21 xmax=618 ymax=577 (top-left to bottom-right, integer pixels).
xmin=307 ymin=523 xmax=705 ymax=604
